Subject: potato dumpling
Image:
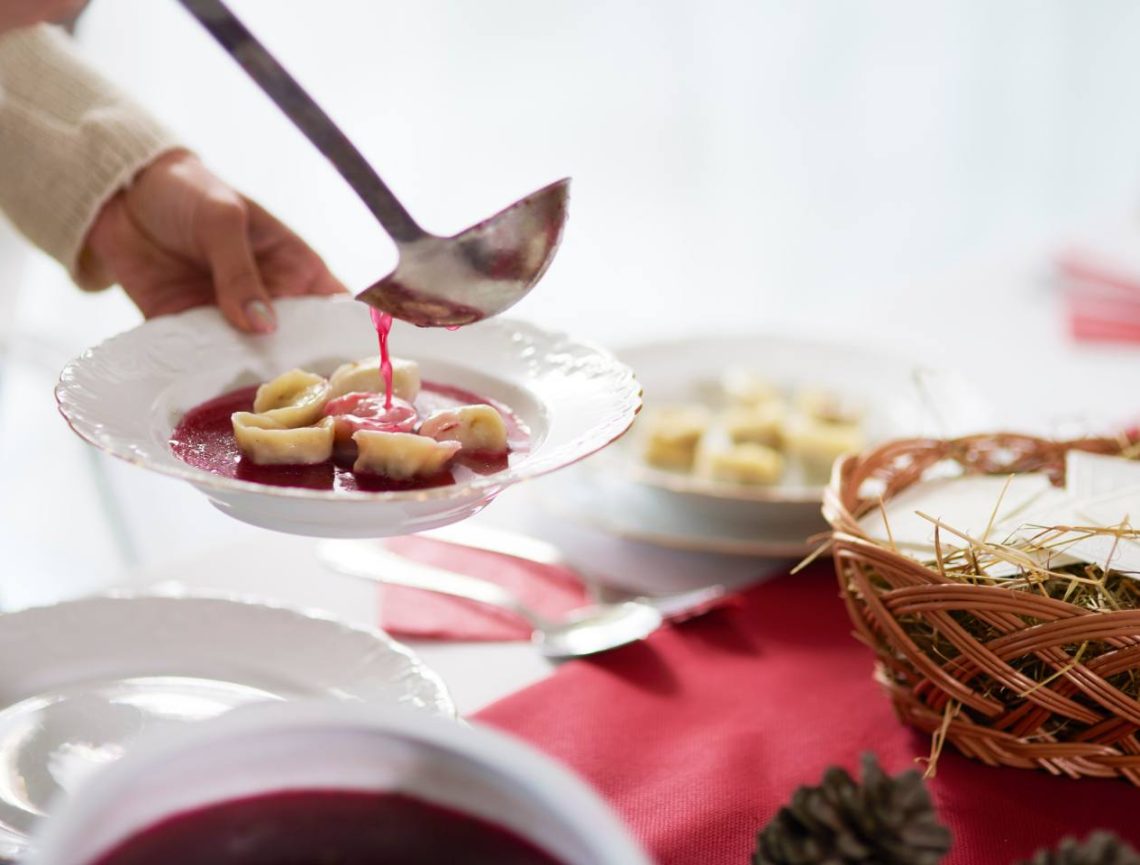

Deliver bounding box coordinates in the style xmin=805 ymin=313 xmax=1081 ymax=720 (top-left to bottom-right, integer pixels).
xmin=721 ymin=369 xmax=781 ymax=408
xmin=787 ymin=418 xmax=864 ymax=482
xmin=419 ymin=404 xmax=509 ymax=454
xmin=328 ymin=356 xmax=421 ymax=402
xmin=722 ymin=402 xmax=786 ymax=449
xmin=794 ymin=388 xmax=862 ymax=426
xmin=353 ymin=430 xmax=461 ymax=480
xmin=252 ymin=370 xmax=330 ymax=428
xmin=697 ymin=442 xmax=785 ymax=485
xmin=232 ymin=413 xmax=334 ymax=465
xmin=323 ymin=393 xmax=419 ymax=449
xmin=641 ymin=405 xmax=712 ymax=471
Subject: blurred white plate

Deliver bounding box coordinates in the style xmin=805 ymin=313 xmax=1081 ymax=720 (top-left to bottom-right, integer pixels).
xmin=0 ymin=593 xmax=454 ymax=862
xmin=577 ymin=334 xmax=989 ymax=554
xmin=612 ymin=333 xmax=989 ymax=497
xmin=538 ymin=463 xmax=817 ymax=558
xmin=56 ymin=297 xmax=641 ymax=538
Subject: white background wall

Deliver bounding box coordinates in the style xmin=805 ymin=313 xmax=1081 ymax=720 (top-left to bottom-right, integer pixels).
xmin=3 ymin=1 xmax=1140 ymax=602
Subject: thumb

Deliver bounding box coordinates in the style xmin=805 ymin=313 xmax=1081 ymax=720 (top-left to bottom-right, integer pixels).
xmin=198 ymin=198 xmax=277 ymax=334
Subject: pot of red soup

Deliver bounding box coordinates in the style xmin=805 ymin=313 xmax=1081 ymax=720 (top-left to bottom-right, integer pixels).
xmin=27 ymin=702 xmax=650 ymax=865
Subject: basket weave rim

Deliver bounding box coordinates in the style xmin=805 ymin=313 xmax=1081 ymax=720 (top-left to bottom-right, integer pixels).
xmin=821 ymin=431 xmax=1140 ymax=784
xmin=822 ymin=431 xmax=1125 ymax=544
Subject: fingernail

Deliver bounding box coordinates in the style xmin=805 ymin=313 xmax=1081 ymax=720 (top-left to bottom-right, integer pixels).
xmin=244 ymin=299 xmax=276 ymax=334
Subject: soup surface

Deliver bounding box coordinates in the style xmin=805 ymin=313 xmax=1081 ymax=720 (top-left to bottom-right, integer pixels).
xmin=90 ymin=789 xmax=566 ymax=865
xmin=170 ymin=381 xmax=529 ymax=493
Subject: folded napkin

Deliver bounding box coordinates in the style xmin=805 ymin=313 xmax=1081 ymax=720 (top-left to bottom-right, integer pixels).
xmin=476 ymin=564 xmax=1140 ymax=865
xmin=1057 ymin=251 xmax=1140 ymax=343
xmin=377 ymin=536 xmax=591 ymax=641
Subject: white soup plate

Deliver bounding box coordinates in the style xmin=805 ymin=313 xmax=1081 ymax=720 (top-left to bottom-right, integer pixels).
xmin=56 ymin=297 xmax=641 ymax=537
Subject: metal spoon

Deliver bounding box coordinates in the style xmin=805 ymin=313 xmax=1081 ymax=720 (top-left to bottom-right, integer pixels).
xmin=317 ymin=540 xmax=670 ymax=658
xmin=178 ymin=0 xmax=569 ymax=328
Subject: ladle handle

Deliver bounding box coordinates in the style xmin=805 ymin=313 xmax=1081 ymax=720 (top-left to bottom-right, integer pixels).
xmin=177 ymin=0 xmax=424 ymax=243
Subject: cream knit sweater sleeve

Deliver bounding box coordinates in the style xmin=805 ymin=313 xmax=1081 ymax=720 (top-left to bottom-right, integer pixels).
xmin=0 ymin=24 xmax=180 ymax=289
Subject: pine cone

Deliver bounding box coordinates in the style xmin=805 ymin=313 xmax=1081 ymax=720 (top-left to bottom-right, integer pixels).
xmin=753 ymin=753 xmax=951 ymax=865
xmin=1015 ymin=832 xmax=1140 ymax=865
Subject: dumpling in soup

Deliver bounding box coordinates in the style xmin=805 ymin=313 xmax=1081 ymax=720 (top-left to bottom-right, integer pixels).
xmin=419 ymin=404 xmax=508 ymax=455
xmin=328 ymin=356 xmax=420 ymax=402
xmin=252 ymin=370 xmax=330 ymax=427
xmin=353 ymin=430 xmax=461 ymax=480
xmin=232 ymin=413 xmax=335 ymax=465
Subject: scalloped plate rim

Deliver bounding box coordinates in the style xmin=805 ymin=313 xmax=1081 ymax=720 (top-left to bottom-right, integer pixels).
xmin=55 ymin=299 xmax=643 ymax=505
xmin=0 ymin=590 xmax=457 ymax=718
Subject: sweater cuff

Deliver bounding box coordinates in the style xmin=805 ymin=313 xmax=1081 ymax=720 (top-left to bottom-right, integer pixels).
xmin=67 ymin=109 xmax=181 ymax=290
xmin=0 ymin=24 xmax=182 ymax=289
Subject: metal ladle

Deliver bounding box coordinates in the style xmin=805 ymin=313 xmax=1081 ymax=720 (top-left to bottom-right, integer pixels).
xmin=179 ymin=0 xmax=569 ymax=327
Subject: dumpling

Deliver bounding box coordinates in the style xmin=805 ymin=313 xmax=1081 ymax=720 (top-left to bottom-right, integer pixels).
xmin=353 ymin=430 xmax=461 ymax=479
xmin=252 ymin=370 xmax=330 ymax=427
xmin=419 ymin=404 xmax=509 ymax=454
xmin=720 ymin=369 xmax=780 ymax=408
xmin=328 ymin=356 xmax=420 ymax=402
xmin=722 ymin=402 xmax=786 ymax=449
xmin=696 ymin=442 xmax=785 ymax=485
xmin=787 ymin=418 xmax=864 ymax=482
xmin=794 ymin=389 xmax=863 ymax=426
xmin=232 ymin=413 xmax=335 ymax=465
xmin=641 ymin=405 xmax=711 ymax=471
xmin=324 ymin=393 xmax=419 ymax=447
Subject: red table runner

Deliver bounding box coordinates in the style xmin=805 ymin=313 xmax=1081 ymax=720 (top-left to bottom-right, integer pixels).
xmin=475 ymin=564 xmax=1140 ymax=865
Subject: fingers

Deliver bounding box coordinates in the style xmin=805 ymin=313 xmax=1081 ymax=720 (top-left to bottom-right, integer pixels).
xmin=245 ymin=199 xmax=349 ymax=299
xmin=309 ymin=268 xmax=349 ymax=296
xmin=196 ymin=196 xmax=277 ymax=334
xmin=83 ymin=192 xmax=216 ymax=318
xmin=93 ymin=152 xmax=344 ymax=331
xmin=1 ymin=0 xmax=86 ymax=32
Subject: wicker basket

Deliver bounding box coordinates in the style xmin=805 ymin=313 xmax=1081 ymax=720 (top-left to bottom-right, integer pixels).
xmin=823 ymin=433 xmax=1140 ymax=783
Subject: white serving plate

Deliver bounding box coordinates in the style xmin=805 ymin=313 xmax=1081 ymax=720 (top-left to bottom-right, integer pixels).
xmin=538 ymin=462 xmax=817 ymax=558
xmin=0 ymin=593 xmax=454 ymax=861
xmin=56 ymin=297 xmax=641 ymax=538
xmin=579 ymin=333 xmax=989 ymax=554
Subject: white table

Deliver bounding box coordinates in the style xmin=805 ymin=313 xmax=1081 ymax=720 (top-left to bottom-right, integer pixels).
xmin=2 ymin=248 xmax=1138 ymax=716
xmin=116 ymin=481 xmax=776 ymax=716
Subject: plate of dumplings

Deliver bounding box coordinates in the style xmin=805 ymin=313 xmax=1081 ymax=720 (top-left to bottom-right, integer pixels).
xmin=56 ymin=297 xmax=641 ymax=538
xmin=579 ymin=333 xmax=991 ymax=555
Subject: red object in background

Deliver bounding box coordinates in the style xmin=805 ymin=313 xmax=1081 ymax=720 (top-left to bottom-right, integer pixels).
xmin=1057 ymin=252 xmax=1140 ymax=343
xmin=476 ymin=565 xmax=1140 ymax=865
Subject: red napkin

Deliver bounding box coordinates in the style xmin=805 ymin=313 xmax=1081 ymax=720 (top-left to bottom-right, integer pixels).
xmin=476 ymin=564 xmax=1140 ymax=865
xmin=1056 ymin=252 xmax=1140 ymax=343
xmin=377 ymin=536 xmax=591 ymax=641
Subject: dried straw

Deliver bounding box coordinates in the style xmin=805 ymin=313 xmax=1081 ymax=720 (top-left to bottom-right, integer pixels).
xmin=824 ymin=433 xmax=1140 ymax=783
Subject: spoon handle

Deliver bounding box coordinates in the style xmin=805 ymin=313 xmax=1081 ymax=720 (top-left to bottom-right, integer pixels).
xmin=177 ymin=0 xmax=424 ymax=243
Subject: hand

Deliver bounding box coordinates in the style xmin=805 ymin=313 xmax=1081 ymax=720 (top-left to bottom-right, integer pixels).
xmin=0 ymin=0 xmax=87 ymax=35
xmin=82 ymin=150 xmax=346 ymax=333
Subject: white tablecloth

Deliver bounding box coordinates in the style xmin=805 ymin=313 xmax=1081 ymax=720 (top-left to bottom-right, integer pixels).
xmin=3 ymin=248 xmax=1136 ymax=715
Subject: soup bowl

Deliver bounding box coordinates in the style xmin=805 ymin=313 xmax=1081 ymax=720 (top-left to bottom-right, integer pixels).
xmin=27 ymin=701 xmax=652 ymax=865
